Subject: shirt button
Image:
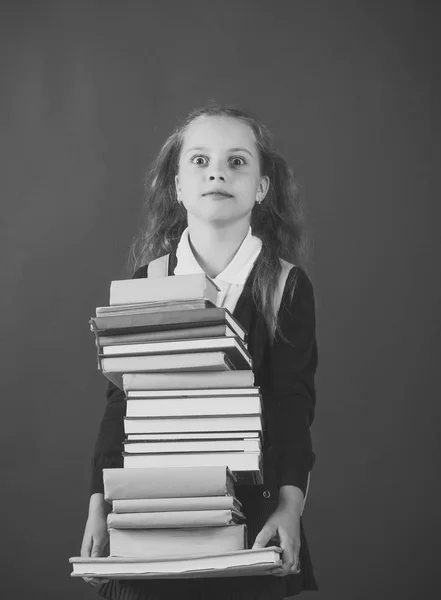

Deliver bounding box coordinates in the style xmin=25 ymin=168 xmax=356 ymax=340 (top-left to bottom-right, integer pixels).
xmin=263 ymin=490 xmax=271 ymax=499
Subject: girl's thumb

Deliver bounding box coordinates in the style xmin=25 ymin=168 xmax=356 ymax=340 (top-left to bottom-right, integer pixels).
xmin=252 ymin=525 xmax=273 ymax=549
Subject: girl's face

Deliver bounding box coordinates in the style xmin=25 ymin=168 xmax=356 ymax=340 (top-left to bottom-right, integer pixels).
xmin=175 ymin=116 xmax=269 ymax=226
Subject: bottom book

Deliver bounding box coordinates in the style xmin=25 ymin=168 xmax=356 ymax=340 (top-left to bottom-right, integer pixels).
xmin=109 ymin=524 xmax=247 ymax=558
xmin=69 ymin=546 xmax=282 ymax=579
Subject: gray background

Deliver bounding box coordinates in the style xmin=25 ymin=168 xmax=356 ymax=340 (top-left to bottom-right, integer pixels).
xmin=1 ymin=1 xmax=439 ymax=598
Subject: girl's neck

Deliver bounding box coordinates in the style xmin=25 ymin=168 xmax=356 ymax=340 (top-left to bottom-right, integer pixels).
xmin=186 ymin=217 xmax=251 ymax=279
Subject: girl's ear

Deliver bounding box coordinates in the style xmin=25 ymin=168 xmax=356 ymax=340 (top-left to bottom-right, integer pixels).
xmin=259 ymin=175 xmax=270 ymax=201
xmin=174 ymin=175 xmax=180 ymax=195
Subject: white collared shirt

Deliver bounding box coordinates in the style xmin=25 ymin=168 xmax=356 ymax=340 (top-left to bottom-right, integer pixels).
xmin=173 ymin=226 xmax=262 ymax=314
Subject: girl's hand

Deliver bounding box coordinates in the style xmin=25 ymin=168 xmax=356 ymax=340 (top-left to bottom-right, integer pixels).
xmin=80 ymin=511 xmax=110 ymax=586
xmin=252 ymin=501 xmax=301 ymax=577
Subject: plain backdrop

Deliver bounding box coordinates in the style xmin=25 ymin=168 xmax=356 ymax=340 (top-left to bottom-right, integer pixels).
xmin=1 ymin=1 xmax=440 ymax=599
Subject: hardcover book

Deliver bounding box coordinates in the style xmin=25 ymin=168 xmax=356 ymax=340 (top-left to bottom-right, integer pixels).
xmin=109 ymin=273 xmax=220 ymax=306
xmin=103 ymin=466 xmax=237 ymax=501
xmin=69 ymin=546 xmax=282 ymax=579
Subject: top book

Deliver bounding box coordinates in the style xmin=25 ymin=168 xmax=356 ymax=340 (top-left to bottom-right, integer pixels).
xmin=109 ymin=274 xmax=220 ymax=307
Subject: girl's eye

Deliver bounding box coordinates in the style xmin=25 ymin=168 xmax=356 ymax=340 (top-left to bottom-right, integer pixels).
xmin=192 ymin=156 xmax=208 ymax=165
xmin=191 ymin=155 xmax=246 ymax=167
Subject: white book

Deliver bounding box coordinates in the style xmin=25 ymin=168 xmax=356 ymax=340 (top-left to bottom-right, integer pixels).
xmin=103 ymin=466 xmax=237 ymax=501
xmin=69 ymin=546 xmax=282 ymax=579
xmin=111 ymin=496 xmax=242 ymax=514
xmin=102 ymin=352 xmax=235 ymax=379
xmin=125 ymin=395 xmax=262 ymax=418
xmin=124 ymin=415 xmax=263 ymax=435
xmin=122 ymin=370 xmax=255 ymax=391
xmin=109 ymin=273 xmax=219 ymax=306
xmin=123 ymin=438 xmax=261 ymax=454
xmin=122 ymin=451 xmax=262 ymax=484
xmin=102 ymin=336 xmax=250 ymax=357
xmin=108 ymin=523 xmax=247 ymax=558
xmin=107 ymin=509 xmax=245 ymax=529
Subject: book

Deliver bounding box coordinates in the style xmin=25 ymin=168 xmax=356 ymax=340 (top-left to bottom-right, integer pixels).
xmin=90 ymin=307 xmax=247 ymax=338
xmin=123 ymin=438 xmax=261 ymax=454
xmin=122 ymin=370 xmax=254 ymax=391
xmin=124 ymin=395 xmax=262 ymax=418
xmin=98 ymin=324 xmax=243 ymax=346
xmin=122 ymin=452 xmax=263 ymax=485
xmin=103 ymin=466 xmax=236 ymax=501
xmin=101 ymin=352 xmax=235 ymax=389
xmin=124 ymin=415 xmax=263 ymax=435
xmin=96 ymin=300 xmax=216 ymax=316
xmin=111 ymin=496 xmax=243 ymax=514
xmin=107 ymin=509 xmax=245 ymax=529
xmin=108 ymin=523 xmax=247 ymax=558
xmin=69 ymin=546 xmax=282 ymax=579
xmin=126 ymin=431 xmax=261 ymax=441
xmin=109 ymin=273 xmax=220 ymax=306
xmin=100 ymin=336 xmax=252 ymax=370
xmin=126 ymin=387 xmax=259 ymax=398
xmin=101 ymin=352 xmax=234 ymax=374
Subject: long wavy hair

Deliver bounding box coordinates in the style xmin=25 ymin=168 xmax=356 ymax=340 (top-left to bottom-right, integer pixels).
xmin=127 ymin=102 xmax=311 ymax=343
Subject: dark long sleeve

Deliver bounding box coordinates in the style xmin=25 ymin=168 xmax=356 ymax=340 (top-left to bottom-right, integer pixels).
xmin=268 ymin=266 xmax=318 ymax=496
xmin=89 ymin=265 xmax=148 ymax=496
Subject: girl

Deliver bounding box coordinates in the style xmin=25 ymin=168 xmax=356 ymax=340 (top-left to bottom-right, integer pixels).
xmin=81 ymin=102 xmax=319 ymax=599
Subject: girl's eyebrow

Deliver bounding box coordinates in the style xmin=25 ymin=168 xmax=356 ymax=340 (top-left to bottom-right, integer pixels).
xmin=184 ymin=146 xmax=254 ymax=158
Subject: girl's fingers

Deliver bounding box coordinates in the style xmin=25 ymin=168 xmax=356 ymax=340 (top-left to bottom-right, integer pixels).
xmin=252 ymin=523 xmax=275 ymax=549
xmin=269 ymin=551 xmax=301 ymax=576
xmin=278 ymin=530 xmax=296 ymax=572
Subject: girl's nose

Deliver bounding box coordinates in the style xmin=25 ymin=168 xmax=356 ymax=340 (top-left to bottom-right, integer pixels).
xmin=209 ymin=173 xmax=226 ymax=181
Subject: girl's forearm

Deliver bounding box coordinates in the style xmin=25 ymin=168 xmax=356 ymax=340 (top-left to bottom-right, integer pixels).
xmin=88 ymin=493 xmax=112 ymax=517
xmin=278 ymin=485 xmax=304 ymax=515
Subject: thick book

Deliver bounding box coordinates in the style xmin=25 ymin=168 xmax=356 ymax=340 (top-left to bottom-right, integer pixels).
xmin=126 ymin=387 xmax=259 ymax=398
xmin=103 ymin=466 xmax=236 ymax=501
xmin=124 ymin=395 xmax=262 ymax=418
xmin=100 ymin=336 xmax=252 ymax=370
xmin=109 ymin=273 xmax=220 ymax=306
xmin=123 ymin=370 xmax=254 ymax=391
xmin=122 ymin=452 xmax=263 ymax=485
xmin=107 ymin=509 xmax=245 ymax=529
xmin=90 ymin=307 xmax=247 ymax=338
xmin=124 ymin=415 xmax=263 ymax=435
xmin=108 ymin=523 xmax=247 ymax=558
xmin=101 ymin=352 xmax=235 ymax=389
xmin=69 ymin=546 xmax=283 ymax=579
xmin=111 ymin=496 xmax=242 ymax=514
xmin=101 ymin=351 xmax=235 ymax=373
xmin=98 ymin=324 xmax=243 ymax=346
xmin=126 ymin=431 xmax=261 ymax=441
xmin=123 ymin=438 xmax=261 ymax=454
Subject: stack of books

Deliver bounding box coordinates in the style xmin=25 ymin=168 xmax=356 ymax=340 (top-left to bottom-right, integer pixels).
xmin=70 ymin=272 xmax=281 ymax=578
xmin=71 ymin=465 xmax=281 ymax=579
xmin=121 ymin=371 xmax=263 ymax=484
xmin=90 ymin=272 xmax=264 ymax=484
xmin=103 ymin=465 xmax=246 ymax=558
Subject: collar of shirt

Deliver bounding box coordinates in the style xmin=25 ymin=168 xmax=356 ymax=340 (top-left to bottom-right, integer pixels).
xmin=173 ymin=226 xmax=262 ymax=303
